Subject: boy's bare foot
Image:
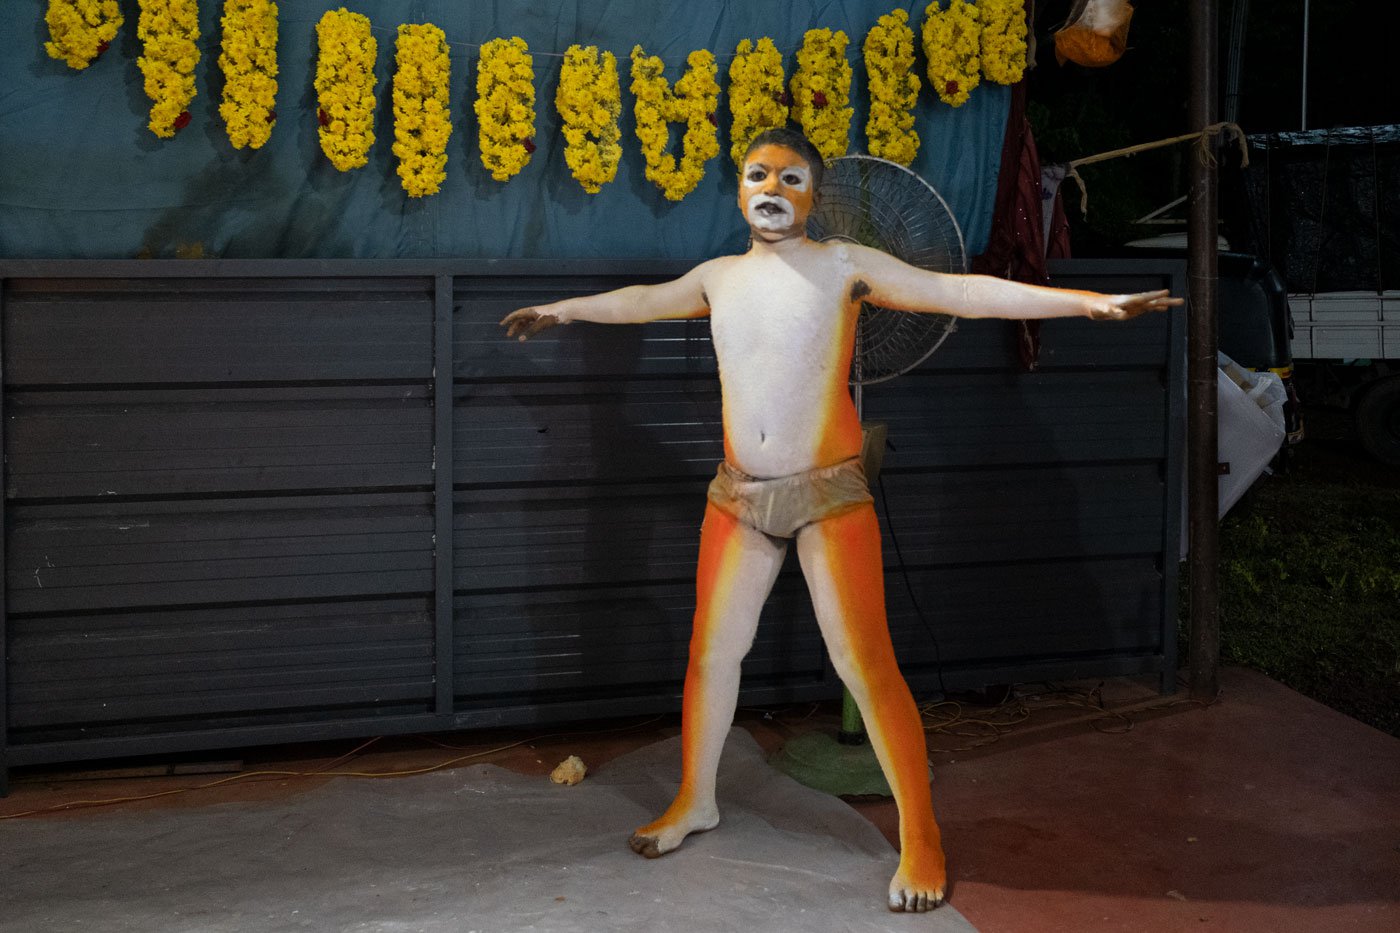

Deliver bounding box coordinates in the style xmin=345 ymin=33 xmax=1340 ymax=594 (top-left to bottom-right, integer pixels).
xmin=888 ymin=842 xmax=947 ymax=911
xmin=627 ymin=805 xmax=720 ymax=858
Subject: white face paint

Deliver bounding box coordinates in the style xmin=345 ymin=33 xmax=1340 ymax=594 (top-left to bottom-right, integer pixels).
xmin=739 ymin=148 xmax=814 ymax=237
xmin=745 ymin=192 xmax=796 ymax=231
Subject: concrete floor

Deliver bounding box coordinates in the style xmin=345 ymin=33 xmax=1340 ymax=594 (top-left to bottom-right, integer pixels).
xmin=4 ymin=665 xmax=1398 ymax=932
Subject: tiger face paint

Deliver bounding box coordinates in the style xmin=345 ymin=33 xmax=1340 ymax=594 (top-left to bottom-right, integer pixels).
xmin=739 ymin=144 xmax=816 ymax=241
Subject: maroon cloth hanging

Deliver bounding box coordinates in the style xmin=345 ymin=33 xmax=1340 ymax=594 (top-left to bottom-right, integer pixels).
xmin=972 ymin=82 xmax=1072 ymax=371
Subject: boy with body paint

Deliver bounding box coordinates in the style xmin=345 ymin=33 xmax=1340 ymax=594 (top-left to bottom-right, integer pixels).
xmin=502 ymin=127 xmax=1181 ymax=912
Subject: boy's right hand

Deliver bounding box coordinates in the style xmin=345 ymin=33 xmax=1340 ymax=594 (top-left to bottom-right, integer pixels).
xmin=500 ymin=308 xmax=561 ymax=341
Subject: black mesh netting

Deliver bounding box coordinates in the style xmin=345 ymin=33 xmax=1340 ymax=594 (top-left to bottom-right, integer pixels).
xmin=1239 ymin=125 xmax=1399 ymax=294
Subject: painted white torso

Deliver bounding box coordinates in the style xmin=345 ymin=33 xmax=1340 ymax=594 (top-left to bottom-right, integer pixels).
xmin=701 ymin=241 xmax=863 ymax=478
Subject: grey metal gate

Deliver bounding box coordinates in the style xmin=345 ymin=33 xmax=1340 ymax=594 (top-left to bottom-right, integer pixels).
xmin=0 ymin=258 xmax=1185 ymax=792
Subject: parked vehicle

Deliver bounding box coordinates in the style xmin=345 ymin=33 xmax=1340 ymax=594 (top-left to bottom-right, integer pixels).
xmin=1238 ymin=124 xmax=1399 ymax=465
xmin=1287 ymin=294 xmax=1400 ymax=464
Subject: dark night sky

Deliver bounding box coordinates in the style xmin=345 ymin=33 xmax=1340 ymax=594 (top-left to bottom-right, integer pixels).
xmin=1222 ymin=0 xmax=1395 ymax=132
xmin=1022 ymin=0 xmax=1397 ymax=247
xmin=1029 ymin=0 xmax=1396 ymax=146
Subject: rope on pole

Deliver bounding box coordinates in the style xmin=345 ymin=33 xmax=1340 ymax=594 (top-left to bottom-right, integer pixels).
xmin=1061 ymin=121 xmax=1247 ymax=217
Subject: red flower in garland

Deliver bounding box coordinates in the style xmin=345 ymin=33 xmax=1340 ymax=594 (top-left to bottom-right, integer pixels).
xmin=707 ymin=112 xmax=718 ymax=126
xmin=318 ymin=108 xmax=330 ymax=127
xmin=97 ymin=41 xmax=110 ymax=55
xmin=812 ymin=90 xmax=828 ymax=108
xmin=945 ymin=80 xmax=960 ymax=97
xmin=523 ymin=138 xmax=536 ymax=154
xmin=173 ymin=111 xmax=192 ymax=131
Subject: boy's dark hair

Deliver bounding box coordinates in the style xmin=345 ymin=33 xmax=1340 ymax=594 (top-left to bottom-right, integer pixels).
xmin=743 ymin=126 xmax=825 ymax=191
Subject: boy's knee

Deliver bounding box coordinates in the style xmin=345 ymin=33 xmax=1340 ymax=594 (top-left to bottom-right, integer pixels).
xmin=686 ymin=638 xmax=750 ymax=674
xmin=828 ymin=646 xmax=874 ymax=694
xmin=826 ymin=633 xmax=897 ymax=676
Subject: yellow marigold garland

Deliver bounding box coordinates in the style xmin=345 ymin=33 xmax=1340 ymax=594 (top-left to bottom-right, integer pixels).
xmin=629 ymin=47 xmax=720 ymax=202
xmin=980 ymin=0 xmax=1028 ymax=85
xmin=44 ymin=0 xmax=123 ymax=70
xmin=789 ymin=28 xmax=853 ymax=161
xmin=137 ymin=0 xmax=201 ymax=138
xmin=218 ymin=0 xmax=279 ymax=151
xmin=922 ymin=0 xmax=981 ymax=108
xmin=863 ymin=9 xmax=920 ymax=165
xmin=727 ymin=38 xmax=788 ymax=167
xmin=392 ymin=23 xmax=452 ymax=198
xmin=475 ymin=37 xmax=536 ymax=182
xmin=314 ymin=9 xmax=378 ymax=172
xmin=555 ymin=45 xmax=622 ymax=194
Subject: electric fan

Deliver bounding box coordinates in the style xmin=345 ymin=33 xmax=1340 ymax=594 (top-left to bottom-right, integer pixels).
xmin=808 ymin=153 xmax=965 ymax=390
xmin=773 ymin=154 xmax=966 ymax=797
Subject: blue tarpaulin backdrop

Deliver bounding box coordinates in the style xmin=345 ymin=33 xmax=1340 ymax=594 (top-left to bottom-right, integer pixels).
xmin=0 ymin=1 xmax=1009 ymax=260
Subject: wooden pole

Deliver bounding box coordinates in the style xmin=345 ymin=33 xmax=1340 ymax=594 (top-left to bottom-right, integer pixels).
xmin=1188 ymin=0 xmax=1221 ymax=701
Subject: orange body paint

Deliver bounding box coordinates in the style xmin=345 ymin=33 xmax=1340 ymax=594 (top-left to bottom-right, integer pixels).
xmin=631 ymin=501 xmax=785 ymax=854
xmin=806 ymin=506 xmax=946 ymax=890
xmin=673 ymin=504 xmax=742 ymax=812
xmin=811 ymin=305 xmax=864 ymax=468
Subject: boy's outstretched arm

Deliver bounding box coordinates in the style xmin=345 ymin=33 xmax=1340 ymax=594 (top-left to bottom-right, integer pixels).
xmin=501 ymin=262 xmax=712 ymax=341
xmin=851 ymin=244 xmax=1183 ymax=321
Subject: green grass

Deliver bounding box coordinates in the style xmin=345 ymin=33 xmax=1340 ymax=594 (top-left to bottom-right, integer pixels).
xmin=1188 ymin=446 xmax=1400 ymax=735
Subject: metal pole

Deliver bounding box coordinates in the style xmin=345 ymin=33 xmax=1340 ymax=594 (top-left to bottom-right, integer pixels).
xmin=1188 ymin=0 xmax=1221 ymax=701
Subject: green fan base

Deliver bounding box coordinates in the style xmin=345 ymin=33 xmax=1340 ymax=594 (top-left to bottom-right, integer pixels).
xmin=769 ymin=730 xmax=893 ymax=798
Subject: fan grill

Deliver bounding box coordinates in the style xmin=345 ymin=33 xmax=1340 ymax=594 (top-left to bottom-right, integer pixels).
xmin=806 ymin=156 xmax=966 ymax=385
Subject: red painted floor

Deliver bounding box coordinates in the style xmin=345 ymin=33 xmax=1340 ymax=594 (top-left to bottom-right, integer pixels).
xmin=4 ymin=665 xmax=1397 ymax=932
xmin=853 ymin=667 xmax=1400 ymax=932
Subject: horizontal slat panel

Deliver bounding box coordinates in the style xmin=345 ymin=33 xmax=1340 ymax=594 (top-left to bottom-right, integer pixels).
xmin=455 ymin=653 xmax=827 ymax=702
xmin=10 ymin=599 xmax=429 ymax=662
xmin=7 ymin=599 xmax=433 ymax=728
xmin=881 ymin=557 xmax=1165 ymax=668
xmin=454 ymin=577 xmax=826 ymax=700
xmin=457 ymin=305 xmax=718 ymax=381
xmin=1030 ymin=314 xmax=1174 ymax=369
xmin=1047 ymin=269 xmax=1181 ymax=299
xmin=4 ymin=279 xmax=431 ymax=384
xmin=871 ymin=464 xmax=1165 ymax=564
xmin=864 ymin=308 xmax=1173 ymax=372
xmin=454 ymin=578 xmax=820 ymax=655
xmin=6 ymin=386 xmax=433 ymax=498
xmin=453 ymin=380 xmax=722 ymax=485
xmin=4 ymin=276 xmax=436 ymax=295
xmin=15 ymin=659 xmax=433 ymax=714
xmin=865 ymin=370 xmax=1167 ymax=467
xmin=454 ymin=482 xmax=709 ymax=592
xmin=454 ymin=465 xmax=1164 ymax=596
xmin=13 ymin=680 xmax=434 ymax=731
xmin=7 ymin=494 xmax=434 ymax=614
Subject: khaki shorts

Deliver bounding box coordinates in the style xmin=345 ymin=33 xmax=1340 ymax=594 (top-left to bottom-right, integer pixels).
xmin=705 ymin=457 xmax=874 ymax=539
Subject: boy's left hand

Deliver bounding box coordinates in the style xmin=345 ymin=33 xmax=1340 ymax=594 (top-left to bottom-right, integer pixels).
xmin=1088 ymin=289 xmax=1184 ymax=321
